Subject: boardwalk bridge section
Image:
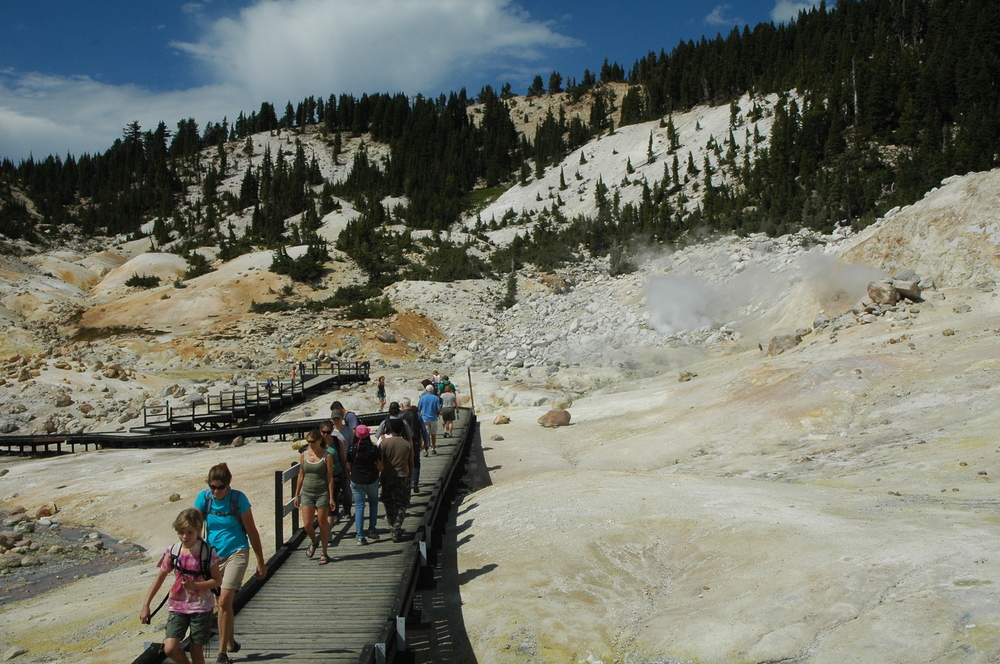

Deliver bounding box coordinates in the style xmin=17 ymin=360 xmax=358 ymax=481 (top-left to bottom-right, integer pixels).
xmin=133 ymin=406 xmax=478 ymax=664
xmin=0 ymin=360 xmax=369 ymax=456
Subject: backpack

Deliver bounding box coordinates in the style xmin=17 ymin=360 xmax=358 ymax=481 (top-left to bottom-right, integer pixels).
xmin=197 ymin=488 xmax=247 ymax=538
xmin=169 ymin=539 xmax=218 ymax=595
xmin=351 ymin=438 xmax=379 ymax=465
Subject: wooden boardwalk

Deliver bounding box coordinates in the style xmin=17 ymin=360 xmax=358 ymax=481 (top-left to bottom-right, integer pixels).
xmin=230 ymin=408 xmax=474 ymax=663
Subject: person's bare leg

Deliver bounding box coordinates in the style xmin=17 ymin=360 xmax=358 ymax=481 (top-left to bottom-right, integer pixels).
xmin=318 ymin=509 xmax=331 ymax=557
xmin=217 ymin=589 xmax=237 ymax=657
xmin=164 ymin=637 xmax=191 ymax=664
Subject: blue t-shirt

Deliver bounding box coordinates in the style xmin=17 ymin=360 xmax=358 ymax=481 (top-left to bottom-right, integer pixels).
xmin=417 ymin=393 xmax=441 ymax=421
xmin=194 ymin=489 xmax=251 ymax=559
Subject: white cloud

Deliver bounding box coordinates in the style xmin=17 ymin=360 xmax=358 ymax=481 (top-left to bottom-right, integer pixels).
xmin=771 ymin=0 xmax=821 ymax=24
xmin=704 ymin=4 xmax=745 ymax=27
xmin=0 ymin=0 xmax=577 ymax=161
xmin=0 ymin=70 xmax=242 ymax=160
xmin=174 ymin=0 xmax=578 ymax=101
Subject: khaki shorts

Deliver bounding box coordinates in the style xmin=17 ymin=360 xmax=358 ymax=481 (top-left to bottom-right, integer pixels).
xmin=219 ymin=547 xmax=250 ymax=591
xmin=424 ymin=420 xmax=439 ymax=435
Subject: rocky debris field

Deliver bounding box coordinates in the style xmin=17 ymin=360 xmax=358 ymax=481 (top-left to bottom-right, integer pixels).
xmin=2 ymin=169 xmax=1000 ymax=663
xmin=0 ymin=506 xmax=145 ymax=605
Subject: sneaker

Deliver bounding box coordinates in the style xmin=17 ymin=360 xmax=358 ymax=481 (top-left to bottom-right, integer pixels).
xmin=216 ymin=654 xmax=233 ymax=664
xmin=432 ymin=448 xmax=438 ymax=455
xmin=391 ymin=531 xmax=402 ymax=543
xmin=357 ymin=537 xmax=367 ymax=545
xmin=367 ymin=529 xmax=380 ymax=541
xmin=423 ymin=450 xmax=429 ymax=457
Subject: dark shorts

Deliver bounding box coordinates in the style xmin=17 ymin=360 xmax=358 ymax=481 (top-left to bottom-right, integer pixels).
xmin=165 ymin=610 xmax=214 ymax=644
xmin=441 ymin=406 xmax=456 ymax=422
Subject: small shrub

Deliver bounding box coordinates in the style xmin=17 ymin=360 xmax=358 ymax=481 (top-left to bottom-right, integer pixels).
xmin=345 ymin=296 xmax=396 ymax=320
xmin=125 ymin=273 xmax=160 ymax=289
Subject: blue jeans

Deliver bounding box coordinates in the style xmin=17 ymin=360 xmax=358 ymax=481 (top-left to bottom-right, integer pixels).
xmin=351 ymin=480 xmax=379 ymax=538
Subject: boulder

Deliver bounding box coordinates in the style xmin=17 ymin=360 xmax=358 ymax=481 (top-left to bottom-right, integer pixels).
xmin=376 ymin=331 xmax=397 ymax=343
xmin=892 ymin=279 xmax=922 ymax=301
xmin=867 ymin=281 xmax=900 ymax=305
xmin=538 ymin=409 xmax=571 ymax=428
xmin=493 ymin=415 xmax=511 ymax=425
xmin=766 ymin=334 xmax=802 ymax=356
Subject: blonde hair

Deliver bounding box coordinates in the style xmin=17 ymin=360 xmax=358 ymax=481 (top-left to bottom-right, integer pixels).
xmin=305 ymin=429 xmax=323 ymax=444
xmin=173 ymin=507 xmax=204 ymax=532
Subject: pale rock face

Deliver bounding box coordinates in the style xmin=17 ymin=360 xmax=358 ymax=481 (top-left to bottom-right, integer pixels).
xmin=1 ymin=143 xmax=1000 ymax=663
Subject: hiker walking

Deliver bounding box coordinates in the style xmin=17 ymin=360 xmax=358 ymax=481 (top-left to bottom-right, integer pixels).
xmin=294 ymin=430 xmax=335 ymax=564
xmin=194 ymin=463 xmax=267 ymax=664
xmin=348 ymin=424 xmax=383 ymax=544
xmin=375 ymin=375 xmax=387 ymax=410
xmin=140 ymin=508 xmax=222 ymax=664
xmin=379 ymin=419 xmax=414 ymax=542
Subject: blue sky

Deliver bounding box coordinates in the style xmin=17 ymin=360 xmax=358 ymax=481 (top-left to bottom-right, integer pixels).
xmin=0 ymin=0 xmax=821 ymax=162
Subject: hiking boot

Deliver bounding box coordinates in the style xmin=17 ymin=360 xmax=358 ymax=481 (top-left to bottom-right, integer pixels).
xmin=412 ymin=483 xmax=419 ymax=494
xmin=367 ymin=529 xmax=380 ymax=541
xmin=392 ymin=531 xmax=402 ymax=543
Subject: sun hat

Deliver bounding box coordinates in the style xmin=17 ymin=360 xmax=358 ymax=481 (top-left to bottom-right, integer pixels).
xmin=355 ymin=424 xmax=371 ymax=439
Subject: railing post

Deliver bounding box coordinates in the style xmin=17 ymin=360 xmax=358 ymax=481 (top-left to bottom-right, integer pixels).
xmin=274 ymin=470 xmax=283 ymax=552
xmin=396 ymin=615 xmax=406 ymax=652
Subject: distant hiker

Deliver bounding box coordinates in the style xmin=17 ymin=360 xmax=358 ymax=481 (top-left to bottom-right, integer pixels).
xmin=194 ymin=463 xmax=267 ymax=664
xmin=290 ymin=365 xmax=296 ymax=381
xmin=431 ymin=370 xmax=442 ymax=393
xmin=399 ymin=397 xmax=428 ymax=492
xmin=330 ymin=400 xmax=359 ymax=430
xmin=440 ymin=384 xmax=457 ymax=438
xmin=348 ymin=424 xmax=383 ymax=544
xmin=376 ymin=375 xmax=387 ymax=410
xmin=140 ymin=508 xmax=222 ymax=664
xmin=265 ymin=377 xmax=274 ymax=394
xmin=294 ymin=430 xmax=335 ymax=565
xmin=379 ymin=418 xmax=414 ymax=542
xmin=438 ymin=374 xmax=456 ymax=394
xmin=322 ymin=417 xmax=351 ymax=527
xmin=417 ymin=384 xmax=442 ymax=455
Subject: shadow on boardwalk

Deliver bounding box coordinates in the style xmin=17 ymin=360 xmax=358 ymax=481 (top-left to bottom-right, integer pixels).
xmin=409 ymin=423 xmax=494 ymax=663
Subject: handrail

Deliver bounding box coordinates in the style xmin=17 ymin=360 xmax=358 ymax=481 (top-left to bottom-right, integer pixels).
xmin=363 ymin=409 xmax=478 ymax=664
xmin=274 ymin=462 xmax=301 ymax=552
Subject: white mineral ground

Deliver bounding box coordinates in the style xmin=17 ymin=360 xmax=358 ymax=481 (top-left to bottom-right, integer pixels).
xmin=2 ymin=169 xmax=1000 ymax=663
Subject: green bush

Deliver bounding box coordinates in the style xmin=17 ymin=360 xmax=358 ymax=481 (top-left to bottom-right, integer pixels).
xmin=125 ymin=273 xmax=161 ymax=288
xmin=183 ymin=252 xmax=215 ymax=280
xmin=345 ymin=296 xmax=396 ymax=320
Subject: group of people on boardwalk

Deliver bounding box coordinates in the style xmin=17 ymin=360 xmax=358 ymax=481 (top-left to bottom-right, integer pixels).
xmin=140 ymin=463 xmax=268 ymax=664
xmin=139 ymin=373 xmax=459 ymax=664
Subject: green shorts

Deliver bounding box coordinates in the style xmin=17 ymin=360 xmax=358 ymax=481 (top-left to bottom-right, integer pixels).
xmin=165 ymin=610 xmax=214 ymax=644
